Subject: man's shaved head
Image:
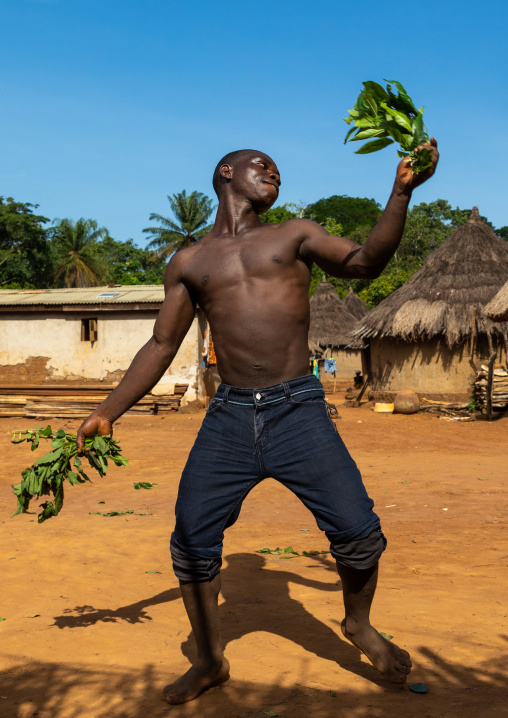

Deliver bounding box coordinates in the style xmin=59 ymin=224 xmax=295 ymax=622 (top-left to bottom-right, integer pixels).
xmin=212 ymin=149 xmax=265 ymax=196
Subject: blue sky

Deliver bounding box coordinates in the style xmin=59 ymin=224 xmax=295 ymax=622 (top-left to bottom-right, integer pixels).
xmin=1 ymin=0 xmax=507 ymax=246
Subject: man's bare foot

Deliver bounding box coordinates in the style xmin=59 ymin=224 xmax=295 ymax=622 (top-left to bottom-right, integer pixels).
xmin=341 ymin=618 xmax=412 ymax=684
xmin=163 ymin=657 xmax=230 ymax=705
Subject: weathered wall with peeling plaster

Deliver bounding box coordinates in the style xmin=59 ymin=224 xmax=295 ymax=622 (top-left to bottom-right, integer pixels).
xmin=0 ymin=311 xmax=205 ymax=402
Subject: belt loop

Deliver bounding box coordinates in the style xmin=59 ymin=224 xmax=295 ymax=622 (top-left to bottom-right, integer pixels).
xmin=282 ymin=381 xmax=291 ymax=402
xmin=223 ymin=386 xmax=230 ymax=404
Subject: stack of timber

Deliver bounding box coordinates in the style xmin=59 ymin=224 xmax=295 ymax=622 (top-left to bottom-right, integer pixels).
xmin=0 ymin=384 xmax=188 ymax=418
xmin=474 ymin=365 xmax=508 ymax=412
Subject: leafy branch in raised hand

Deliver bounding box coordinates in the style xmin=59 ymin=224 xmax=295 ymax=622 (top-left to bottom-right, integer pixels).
xmin=343 ymin=79 xmax=433 ymax=174
xmin=10 ymin=425 xmax=128 ymax=523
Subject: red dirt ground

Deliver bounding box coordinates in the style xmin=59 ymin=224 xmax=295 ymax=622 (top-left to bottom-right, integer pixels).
xmin=0 ymin=394 xmax=507 ymax=718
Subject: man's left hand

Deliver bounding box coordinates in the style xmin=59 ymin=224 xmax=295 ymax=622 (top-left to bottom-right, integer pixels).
xmin=395 ymin=137 xmax=439 ymax=194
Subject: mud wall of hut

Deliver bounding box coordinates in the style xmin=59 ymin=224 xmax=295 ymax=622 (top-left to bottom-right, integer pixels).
xmin=319 ymin=347 xmax=366 ymax=384
xmin=0 ymin=311 xmax=206 ymax=403
xmin=369 ymin=336 xmax=507 ymax=397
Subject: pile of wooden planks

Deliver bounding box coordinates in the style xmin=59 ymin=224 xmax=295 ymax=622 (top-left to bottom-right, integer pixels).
xmin=474 ymin=364 xmax=508 ymax=412
xmin=0 ymin=384 xmax=188 ymax=419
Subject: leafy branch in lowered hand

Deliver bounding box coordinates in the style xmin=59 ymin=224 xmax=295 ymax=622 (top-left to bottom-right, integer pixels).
xmin=10 ymin=425 xmax=128 ymax=523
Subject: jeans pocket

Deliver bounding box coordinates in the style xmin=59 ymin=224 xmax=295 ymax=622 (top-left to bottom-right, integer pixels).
xmin=206 ymin=398 xmax=224 ymax=415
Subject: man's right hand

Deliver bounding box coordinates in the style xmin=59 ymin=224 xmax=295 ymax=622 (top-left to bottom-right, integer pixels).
xmin=76 ymin=413 xmax=113 ymax=455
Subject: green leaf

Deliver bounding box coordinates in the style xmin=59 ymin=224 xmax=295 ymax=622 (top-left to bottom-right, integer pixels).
xmin=54 ymin=429 xmax=66 ymax=439
xmin=65 ymin=471 xmax=81 ymax=485
xmin=353 ymin=117 xmax=378 ymax=128
xmin=93 ymin=436 xmax=108 ymax=455
xmin=0 ymin=617 xmax=5 ymax=621
xmin=50 ymin=437 xmax=66 ymax=449
xmin=134 ymin=482 xmax=153 ymax=490
xmin=380 ymin=632 xmax=394 ymax=640
xmin=384 ymin=79 xmax=418 ymax=113
xmin=362 ymin=80 xmax=389 ymax=102
xmin=350 ymin=128 xmax=386 ymax=141
xmin=330 ymin=690 xmax=336 ymax=697
xmin=409 ymin=683 xmax=429 ymax=694
xmin=344 ymin=125 xmax=358 ymax=143
xmin=39 ymin=425 xmax=52 ymax=437
xmin=355 ymin=138 xmax=394 ymax=154
xmin=35 ymin=447 xmax=63 ymax=465
xmin=74 ymin=456 xmax=81 ymax=467
xmin=146 ymin=570 xmax=161 ymax=574
xmin=263 ymin=712 xmax=277 ymax=717
xmin=380 ymin=103 xmax=412 ymax=132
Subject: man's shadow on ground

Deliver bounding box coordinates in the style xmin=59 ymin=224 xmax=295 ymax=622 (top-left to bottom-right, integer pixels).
xmin=53 ymin=551 xmax=382 ymax=684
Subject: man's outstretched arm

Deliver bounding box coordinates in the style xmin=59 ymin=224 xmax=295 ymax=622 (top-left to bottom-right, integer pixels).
xmin=299 ymin=138 xmax=439 ymax=279
xmin=76 ymin=253 xmax=196 ymax=451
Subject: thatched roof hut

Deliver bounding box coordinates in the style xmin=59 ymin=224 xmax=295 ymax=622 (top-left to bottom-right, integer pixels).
xmin=341 ymin=287 xmax=369 ymax=320
xmin=485 ymin=280 xmax=508 ymax=322
xmin=351 ymin=208 xmax=508 ymax=349
xmin=309 ymin=276 xmax=366 ymax=382
xmin=350 ymin=208 xmax=508 ymax=398
xmin=309 ymin=276 xmax=359 ymax=347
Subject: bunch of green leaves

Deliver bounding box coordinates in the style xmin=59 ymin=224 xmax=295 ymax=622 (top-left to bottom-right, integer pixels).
xmin=343 ymin=79 xmax=432 ymax=174
xmin=10 ymin=425 xmax=128 ymax=523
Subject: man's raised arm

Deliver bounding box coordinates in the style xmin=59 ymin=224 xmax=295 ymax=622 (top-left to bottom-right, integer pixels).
xmin=299 ymin=138 xmax=439 ymax=279
xmin=76 ymin=252 xmax=196 ymax=452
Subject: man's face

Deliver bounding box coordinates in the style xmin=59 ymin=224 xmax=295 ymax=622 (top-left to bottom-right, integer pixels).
xmin=222 ymin=153 xmax=281 ymax=212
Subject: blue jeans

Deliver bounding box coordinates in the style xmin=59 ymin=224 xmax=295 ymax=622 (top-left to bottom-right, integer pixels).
xmin=171 ymin=375 xmax=385 ymax=582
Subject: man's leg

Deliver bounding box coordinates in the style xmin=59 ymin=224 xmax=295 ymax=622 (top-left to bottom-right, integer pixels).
xmin=336 ymin=561 xmax=412 ymax=683
xmin=264 ymin=384 xmax=413 ymax=683
xmin=163 ymin=574 xmax=230 ymax=705
xmin=164 ymin=390 xmax=261 ymax=704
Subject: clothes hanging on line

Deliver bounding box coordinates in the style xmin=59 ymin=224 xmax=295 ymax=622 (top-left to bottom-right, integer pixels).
xmin=324 ymin=358 xmax=337 ymax=374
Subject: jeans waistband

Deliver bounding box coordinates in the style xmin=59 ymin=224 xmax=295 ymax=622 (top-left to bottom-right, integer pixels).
xmin=214 ymin=374 xmax=324 ymax=406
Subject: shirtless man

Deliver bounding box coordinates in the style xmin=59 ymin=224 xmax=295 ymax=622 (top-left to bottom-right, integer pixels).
xmin=77 ymin=139 xmax=439 ymax=704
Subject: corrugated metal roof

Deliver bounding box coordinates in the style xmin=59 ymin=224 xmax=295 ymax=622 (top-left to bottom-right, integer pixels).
xmin=0 ymin=285 xmax=165 ymax=306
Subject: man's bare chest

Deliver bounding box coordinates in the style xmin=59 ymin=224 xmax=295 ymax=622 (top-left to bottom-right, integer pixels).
xmin=184 ymin=234 xmax=307 ymax=294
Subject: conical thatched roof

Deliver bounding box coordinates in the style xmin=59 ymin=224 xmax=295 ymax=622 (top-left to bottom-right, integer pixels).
xmin=309 ymin=276 xmax=360 ymax=347
xmin=350 ymin=208 xmax=508 ymax=348
xmin=341 ymin=287 xmax=369 ymax=320
xmin=485 ymin=279 xmax=508 ymax=322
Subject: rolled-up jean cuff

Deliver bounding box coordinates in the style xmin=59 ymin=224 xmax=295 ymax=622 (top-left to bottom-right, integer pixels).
xmin=170 ymin=538 xmax=222 ymax=583
xmin=330 ymin=526 xmax=387 ymax=570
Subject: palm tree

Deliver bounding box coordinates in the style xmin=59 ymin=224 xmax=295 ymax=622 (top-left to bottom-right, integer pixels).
xmin=52 ymin=218 xmax=111 ymax=288
xmin=143 ymin=190 xmax=215 ymax=258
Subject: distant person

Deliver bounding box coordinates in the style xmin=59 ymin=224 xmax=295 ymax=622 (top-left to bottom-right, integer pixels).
xmin=77 ymin=139 xmax=439 ymax=704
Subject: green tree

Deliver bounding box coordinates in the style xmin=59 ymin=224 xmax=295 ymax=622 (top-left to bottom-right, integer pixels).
xmin=143 ymin=190 xmax=215 ymax=258
xmin=358 ymin=260 xmax=422 ymax=308
xmin=0 ymin=197 xmax=53 ymax=288
xmin=52 ymin=218 xmax=111 ymax=287
xmin=259 ymin=204 xmax=298 ymax=223
xmin=496 ymin=226 xmax=508 ymax=241
xmin=94 ymin=236 xmax=165 ymax=285
xmin=306 ymin=195 xmax=382 ymax=236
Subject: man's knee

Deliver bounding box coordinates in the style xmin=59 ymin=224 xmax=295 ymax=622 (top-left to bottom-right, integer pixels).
xmin=170 ymin=536 xmax=222 ymax=583
xmin=330 ymin=526 xmax=387 ymax=570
